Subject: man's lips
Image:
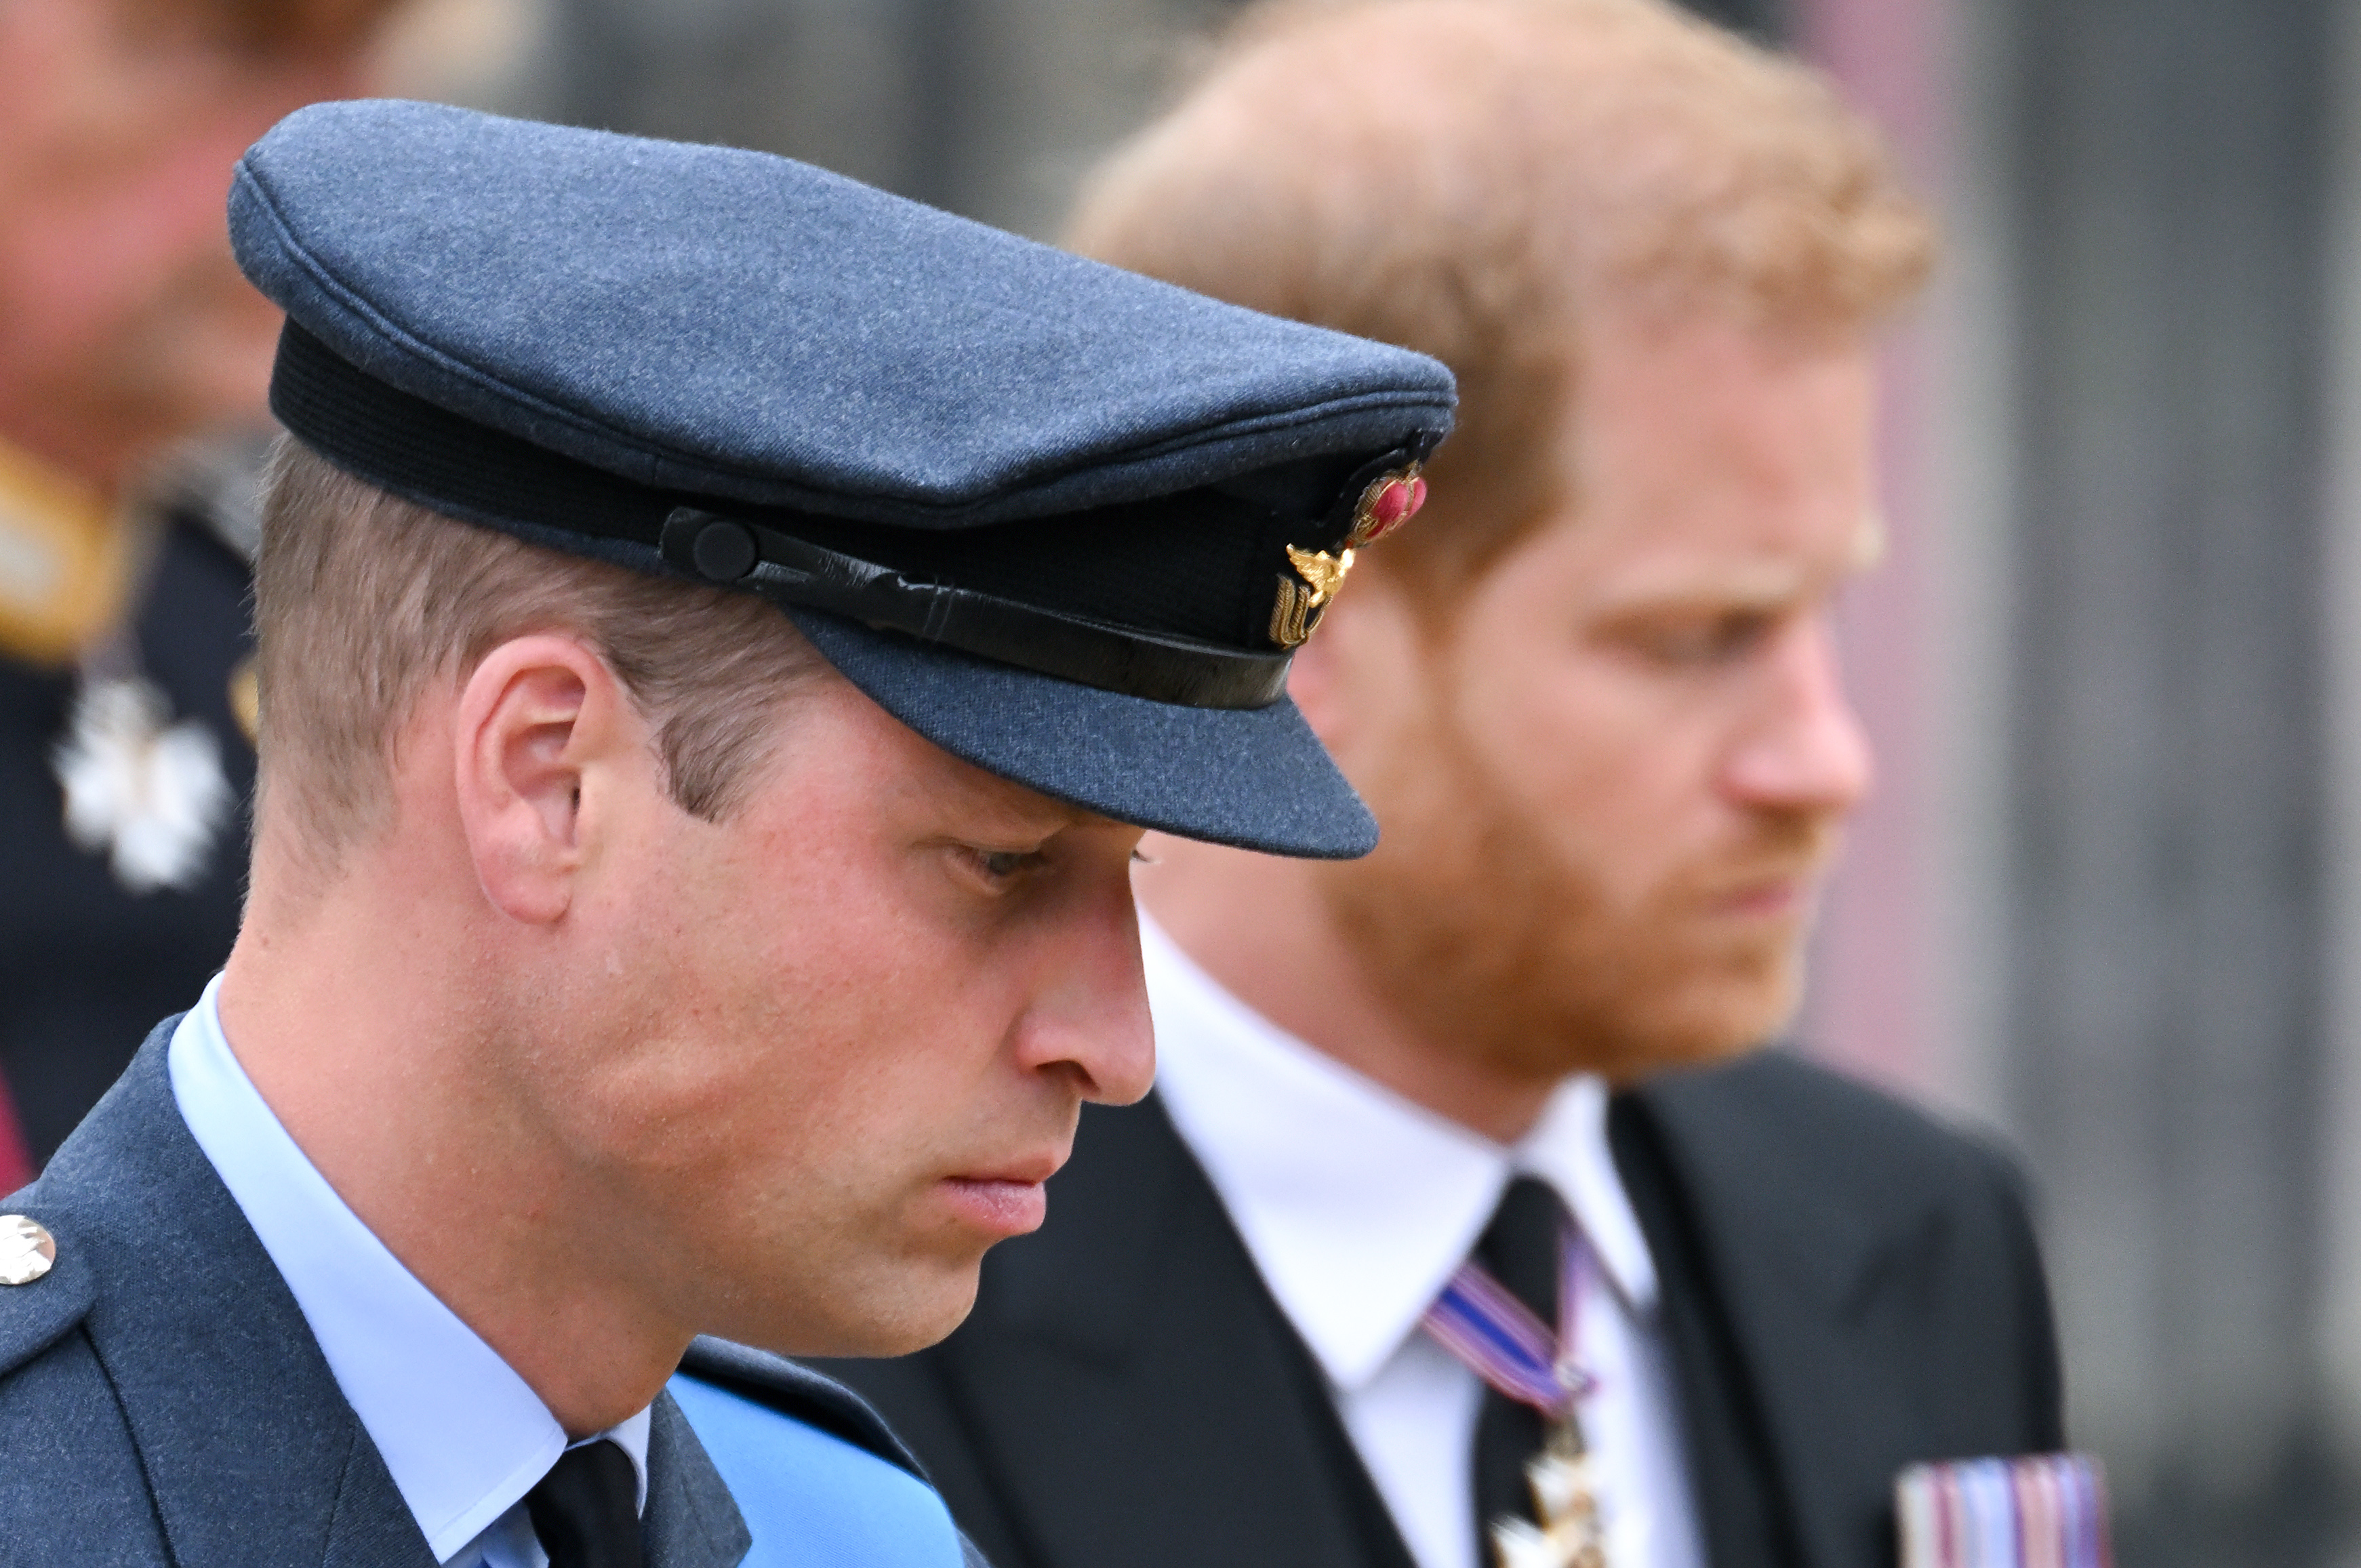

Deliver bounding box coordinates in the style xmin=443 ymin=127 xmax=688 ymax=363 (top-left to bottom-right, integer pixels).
xmin=1703 ymin=863 xmax=1827 ymax=919
xmin=940 ymin=1175 xmax=1051 ymax=1237
xmin=1717 ymin=879 xmax=1805 ymax=917
xmin=939 ymin=1150 xmax=1065 ymax=1237
xmin=952 ymin=1149 xmax=1063 ymax=1186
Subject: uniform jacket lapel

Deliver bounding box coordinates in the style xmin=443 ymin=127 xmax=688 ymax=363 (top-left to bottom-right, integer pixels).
xmin=28 ymin=1022 xmax=431 ymax=1568
xmin=11 ymin=1024 xmax=755 ymax=1559
xmin=24 ymin=1026 xmax=758 ymax=1568
xmin=862 ymin=1095 xmax=1415 ymax=1568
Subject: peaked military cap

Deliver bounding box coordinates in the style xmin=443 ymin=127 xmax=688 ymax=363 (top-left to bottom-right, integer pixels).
xmin=227 ymin=101 xmax=1455 ymax=857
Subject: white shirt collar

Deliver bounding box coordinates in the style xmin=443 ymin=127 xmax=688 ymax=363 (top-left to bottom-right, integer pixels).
xmin=169 ymin=976 xmax=650 ymax=1564
xmin=1142 ymin=915 xmax=1659 ymax=1393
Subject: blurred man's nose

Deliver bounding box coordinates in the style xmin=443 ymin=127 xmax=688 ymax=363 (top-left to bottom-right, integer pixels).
xmin=1720 ymin=616 xmax=1874 ymax=817
xmin=1014 ymin=880 xmax=1157 ymax=1106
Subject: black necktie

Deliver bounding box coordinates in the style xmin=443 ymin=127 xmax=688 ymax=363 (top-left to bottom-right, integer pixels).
xmin=1470 ymin=1175 xmax=1571 ymax=1559
xmin=525 ymin=1439 xmax=643 ymax=1568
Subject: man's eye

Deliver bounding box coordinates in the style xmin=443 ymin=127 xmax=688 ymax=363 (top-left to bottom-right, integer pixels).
xmin=1634 ymin=611 xmax=1775 ymax=666
xmin=965 ymin=847 xmax=1047 ymax=884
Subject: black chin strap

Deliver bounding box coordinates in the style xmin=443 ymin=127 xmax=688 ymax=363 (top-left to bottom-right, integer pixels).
xmin=660 ymin=508 xmax=1294 ymax=709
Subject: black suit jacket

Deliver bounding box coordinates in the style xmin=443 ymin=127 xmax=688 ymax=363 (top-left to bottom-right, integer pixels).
xmin=818 ymin=1051 xmax=2063 ymax=1568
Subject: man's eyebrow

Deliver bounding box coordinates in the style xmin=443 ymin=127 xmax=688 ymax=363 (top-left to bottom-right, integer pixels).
xmin=1594 ymin=565 xmax=1813 ymax=614
xmin=940 ymin=770 xmax=1110 ymax=838
xmin=1592 ymin=514 xmax=1890 ymax=615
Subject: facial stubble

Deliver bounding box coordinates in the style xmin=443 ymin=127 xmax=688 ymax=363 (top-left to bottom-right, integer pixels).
xmin=1318 ymin=695 xmax=1834 ymax=1089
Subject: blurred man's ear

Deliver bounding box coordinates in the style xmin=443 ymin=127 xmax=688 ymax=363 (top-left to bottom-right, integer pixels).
xmin=1285 ymin=567 xmax=1432 ymax=760
xmin=1285 ymin=607 xmax=1350 ymax=749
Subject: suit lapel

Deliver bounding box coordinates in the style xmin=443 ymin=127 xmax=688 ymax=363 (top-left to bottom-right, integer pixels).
xmin=35 ymin=1024 xmax=431 ymax=1568
xmin=1621 ymin=1056 xmax=1959 ymax=1568
xmin=1610 ymin=1087 xmax=1806 ymax=1568
xmin=931 ymin=1094 xmax=1415 ymax=1568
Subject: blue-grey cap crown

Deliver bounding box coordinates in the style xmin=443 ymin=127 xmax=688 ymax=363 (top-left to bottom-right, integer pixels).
xmin=226 ymin=100 xmax=1455 ymax=529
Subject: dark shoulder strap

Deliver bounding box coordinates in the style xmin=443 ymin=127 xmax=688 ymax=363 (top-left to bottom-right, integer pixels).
xmin=1607 ymin=1092 xmax=1804 ymax=1568
xmin=679 ymin=1335 xmax=931 ymax=1483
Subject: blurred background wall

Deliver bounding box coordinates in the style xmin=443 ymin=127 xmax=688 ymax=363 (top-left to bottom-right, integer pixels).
xmin=396 ymin=0 xmax=2351 ymax=1561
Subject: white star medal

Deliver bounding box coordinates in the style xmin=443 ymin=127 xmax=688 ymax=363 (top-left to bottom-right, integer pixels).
xmin=1493 ymin=1420 xmax=1612 ymax=1568
xmin=53 ymin=675 xmax=232 ymax=893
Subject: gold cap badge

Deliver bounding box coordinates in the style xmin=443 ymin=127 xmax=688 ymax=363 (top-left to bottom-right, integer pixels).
xmin=0 ymin=1215 xmax=56 ymax=1286
xmin=1268 ymin=463 xmax=1430 ymax=649
xmin=1271 ymin=545 xmax=1353 ymax=648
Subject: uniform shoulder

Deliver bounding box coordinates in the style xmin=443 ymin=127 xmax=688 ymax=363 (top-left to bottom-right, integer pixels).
xmin=0 ymin=1197 xmax=99 ymax=1383
xmin=1632 ymin=1048 xmax=2030 ymax=1212
xmin=677 ymin=1335 xmax=929 ymax=1481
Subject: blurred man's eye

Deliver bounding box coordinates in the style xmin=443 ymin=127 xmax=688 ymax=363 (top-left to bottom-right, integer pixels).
xmin=1623 ymin=609 xmax=1778 ymax=667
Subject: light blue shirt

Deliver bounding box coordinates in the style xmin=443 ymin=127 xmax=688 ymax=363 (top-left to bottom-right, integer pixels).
xmin=167 ymin=976 xmax=650 ymax=1568
xmin=666 ymin=1375 xmax=969 ymax=1568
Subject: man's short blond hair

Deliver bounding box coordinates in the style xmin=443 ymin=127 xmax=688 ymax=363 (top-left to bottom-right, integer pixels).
xmin=252 ymin=441 xmax=824 ymax=875
xmin=1066 ymin=0 xmax=1935 ymax=598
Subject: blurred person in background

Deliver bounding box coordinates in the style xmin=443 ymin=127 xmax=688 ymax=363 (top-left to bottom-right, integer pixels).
xmin=820 ymin=5 xmax=2065 ymax=1568
xmin=0 ymin=0 xmax=403 ymax=1180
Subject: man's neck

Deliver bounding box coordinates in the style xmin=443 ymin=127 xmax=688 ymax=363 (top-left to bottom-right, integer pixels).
xmin=1137 ymin=841 xmax=1556 ymax=1146
xmin=219 ymin=843 xmax=684 ymax=1438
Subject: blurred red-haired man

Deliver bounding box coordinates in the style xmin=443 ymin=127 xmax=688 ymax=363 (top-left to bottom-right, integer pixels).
xmin=822 ymin=6 xmax=2066 ymax=1568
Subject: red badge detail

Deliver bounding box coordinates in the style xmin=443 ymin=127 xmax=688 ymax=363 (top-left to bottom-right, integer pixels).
xmin=1347 ymin=466 xmax=1428 ymax=548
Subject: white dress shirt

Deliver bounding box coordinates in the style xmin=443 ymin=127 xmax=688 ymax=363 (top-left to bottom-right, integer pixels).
xmin=1143 ymin=917 xmax=1706 ymax=1568
xmin=168 ymin=976 xmax=651 ymax=1568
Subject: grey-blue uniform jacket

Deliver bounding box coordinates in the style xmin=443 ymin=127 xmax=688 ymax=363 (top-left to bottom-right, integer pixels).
xmin=0 ymin=1020 xmax=983 ymax=1567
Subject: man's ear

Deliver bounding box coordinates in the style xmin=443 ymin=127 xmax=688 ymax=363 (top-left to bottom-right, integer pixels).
xmin=452 ymin=634 xmax=641 ymax=925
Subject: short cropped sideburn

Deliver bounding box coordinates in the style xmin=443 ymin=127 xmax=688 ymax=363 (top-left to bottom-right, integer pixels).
xmin=250 ymin=440 xmax=825 ymax=870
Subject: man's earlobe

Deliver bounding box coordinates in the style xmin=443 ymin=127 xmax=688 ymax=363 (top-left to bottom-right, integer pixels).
xmin=451 ymin=636 xmax=620 ymax=925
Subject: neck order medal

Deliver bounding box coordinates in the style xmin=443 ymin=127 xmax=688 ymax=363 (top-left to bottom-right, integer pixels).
xmin=1421 ymin=1220 xmax=1613 ymax=1568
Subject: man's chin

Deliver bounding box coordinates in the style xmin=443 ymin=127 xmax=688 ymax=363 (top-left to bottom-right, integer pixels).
xmin=717 ymin=1260 xmax=984 ymax=1361
xmin=1623 ymin=970 xmax=1805 ymax=1081
xmin=825 ymin=1313 xmax=972 ymax=1360
xmin=1596 ymin=1021 xmax=1772 ymax=1087
xmin=1546 ymin=954 xmax=1807 ymax=1086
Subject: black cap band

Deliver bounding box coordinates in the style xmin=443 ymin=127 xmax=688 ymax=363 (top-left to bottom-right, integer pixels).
xmin=268 ymin=323 xmax=1429 ymax=710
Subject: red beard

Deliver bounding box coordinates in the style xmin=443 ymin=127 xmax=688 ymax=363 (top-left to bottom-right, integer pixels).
xmin=1318 ymin=692 xmax=1837 ymax=1087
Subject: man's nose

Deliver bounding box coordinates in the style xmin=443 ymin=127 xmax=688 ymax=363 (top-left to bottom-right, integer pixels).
xmin=1013 ymin=885 xmax=1158 ymax=1106
xmin=1720 ymin=617 xmax=1874 ymax=816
